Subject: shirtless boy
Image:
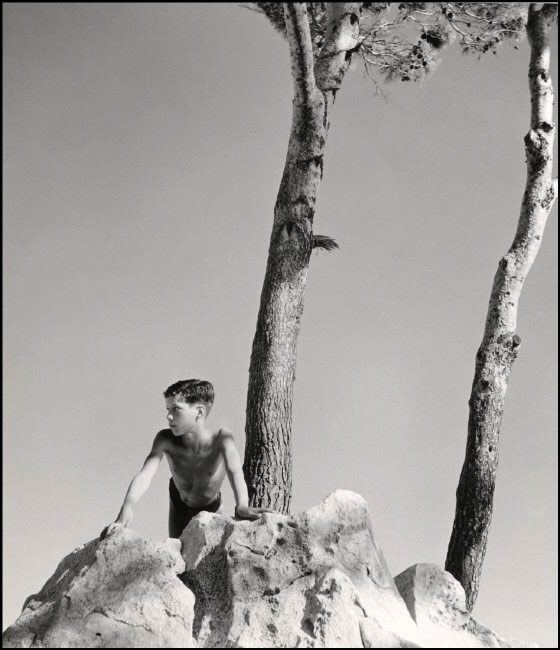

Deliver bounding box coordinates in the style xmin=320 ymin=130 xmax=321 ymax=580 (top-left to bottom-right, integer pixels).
xmin=108 ymin=379 xmax=270 ymax=538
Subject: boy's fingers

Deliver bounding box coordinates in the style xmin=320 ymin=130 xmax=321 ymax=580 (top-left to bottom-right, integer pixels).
xmin=237 ymin=510 xmax=261 ymax=520
xmin=99 ymin=525 xmax=114 ymax=540
xmin=235 ymin=507 xmax=275 ymax=519
xmin=100 ymin=522 xmax=122 ymax=540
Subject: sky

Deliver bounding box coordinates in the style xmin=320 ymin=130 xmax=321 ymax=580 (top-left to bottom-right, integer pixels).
xmin=3 ymin=3 xmax=557 ymax=646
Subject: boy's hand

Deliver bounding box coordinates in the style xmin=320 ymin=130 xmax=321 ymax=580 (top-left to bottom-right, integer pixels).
xmin=235 ymin=505 xmax=275 ymax=520
xmin=99 ymin=504 xmax=134 ymax=539
xmin=99 ymin=522 xmax=123 ymax=541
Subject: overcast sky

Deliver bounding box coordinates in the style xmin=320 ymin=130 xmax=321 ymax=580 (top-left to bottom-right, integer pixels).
xmin=3 ymin=3 xmax=557 ymax=646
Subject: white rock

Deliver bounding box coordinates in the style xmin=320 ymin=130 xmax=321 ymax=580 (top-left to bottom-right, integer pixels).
xmin=394 ymin=563 xmax=537 ymax=648
xmin=181 ymin=490 xmax=422 ymax=647
xmin=2 ymin=526 xmax=195 ymax=648
xmin=3 ymin=490 xmax=538 ymax=648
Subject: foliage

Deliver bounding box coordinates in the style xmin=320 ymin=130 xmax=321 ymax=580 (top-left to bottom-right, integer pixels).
xmin=250 ymin=3 xmax=528 ymax=84
xmin=312 ymin=234 xmax=339 ymax=251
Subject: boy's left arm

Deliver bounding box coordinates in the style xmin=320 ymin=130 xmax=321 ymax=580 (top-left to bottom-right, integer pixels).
xmin=219 ymin=429 xmax=274 ymax=519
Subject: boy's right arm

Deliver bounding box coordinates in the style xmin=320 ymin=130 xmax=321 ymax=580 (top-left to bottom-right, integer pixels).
xmin=103 ymin=431 xmax=166 ymax=535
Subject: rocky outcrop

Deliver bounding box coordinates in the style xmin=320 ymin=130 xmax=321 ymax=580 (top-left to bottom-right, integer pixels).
xmin=2 ymin=490 xmax=537 ymax=648
xmin=2 ymin=529 xmax=195 ymax=648
xmin=181 ymin=490 xmax=418 ymax=648
xmin=394 ymin=564 xmax=537 ymax=648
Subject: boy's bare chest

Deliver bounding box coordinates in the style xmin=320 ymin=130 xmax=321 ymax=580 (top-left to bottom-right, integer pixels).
xmin=164 ymin=441 xmax=224 ymax=482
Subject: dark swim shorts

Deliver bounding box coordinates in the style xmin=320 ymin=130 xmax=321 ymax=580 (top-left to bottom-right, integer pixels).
xmin=168 ymin=478 xmax=222 ymax=538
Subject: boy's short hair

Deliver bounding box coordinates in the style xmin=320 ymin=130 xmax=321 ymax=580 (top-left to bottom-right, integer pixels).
xmin=163 ymin=379 xmax=215 ymax=414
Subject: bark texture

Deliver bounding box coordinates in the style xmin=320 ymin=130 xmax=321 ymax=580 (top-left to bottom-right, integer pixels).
xmin=244 ymin=3 xmax=362 ymax=513
xmin=445 ymin=2 xmax=558 ymax=613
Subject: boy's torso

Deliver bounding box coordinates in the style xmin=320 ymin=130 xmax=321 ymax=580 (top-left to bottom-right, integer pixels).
xmin=161 ymin=428 xmax=226 ymax=508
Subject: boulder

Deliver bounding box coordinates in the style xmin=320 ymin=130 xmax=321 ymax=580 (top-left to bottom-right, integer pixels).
xmin=2 ymin=527 xmax=195 ymax=648
xmin=2 ymin=490 xmax=538 ymax=648
xmin=394 ymin=564 xmax=538 ymax=648
xmin=181 ymin=490 xmax=419 ymax=647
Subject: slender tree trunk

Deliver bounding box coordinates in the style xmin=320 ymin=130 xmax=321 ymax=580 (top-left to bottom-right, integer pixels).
xmin=243 ymin=3 xmax=362 ymax=513
xmin=445 ymin=3 xmax=557 ymax=612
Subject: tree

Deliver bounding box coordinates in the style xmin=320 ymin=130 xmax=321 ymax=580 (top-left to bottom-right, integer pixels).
xmin=243 ymin=2 xmax=361 ymax=514
xmin=243 ymin=3 xmax=531 ymax=514
xmin=445 ymin=2 xmax=558 ymax=613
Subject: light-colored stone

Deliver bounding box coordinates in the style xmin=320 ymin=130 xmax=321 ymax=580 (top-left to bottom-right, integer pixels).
xmin=3 ymin=490 xmax=538 ymax=648
xmin=466 ymin=618 xmax=539 ymax=649
xmin=181 ymin=490 xmax=419 ymax=647
xmin=2 ymin=526 xmax=195 ymax=648
xmin=395 ymin=564 xmax=469 ymax=629
xmin=394 ymin=563 xmax=537 ymax=648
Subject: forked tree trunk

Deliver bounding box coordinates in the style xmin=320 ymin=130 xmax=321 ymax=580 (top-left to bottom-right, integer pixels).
xmin=243 ymin=3 xmax=362 ymax=512
xmin=445 ymin=3 xmax=558 ymax=612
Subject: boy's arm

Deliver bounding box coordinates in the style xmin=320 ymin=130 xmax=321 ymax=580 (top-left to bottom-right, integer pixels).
xmin=219 ymin=429 xmax=274 ymax=520
xmin=111 ymin=431 xmax=166 ymax=529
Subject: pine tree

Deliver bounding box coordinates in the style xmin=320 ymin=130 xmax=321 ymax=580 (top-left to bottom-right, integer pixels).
xmin=242 ymin=3 xmax=543 ymax=527
xmin=444 ymin=2 xmax=558 ymax=612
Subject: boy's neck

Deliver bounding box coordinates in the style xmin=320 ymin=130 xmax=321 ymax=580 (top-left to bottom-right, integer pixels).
xmin=177 ymin=423 xmax=212 ymax=449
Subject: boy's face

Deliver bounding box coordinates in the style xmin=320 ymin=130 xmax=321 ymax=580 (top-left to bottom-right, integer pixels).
xmin=165 ymin=395 xmax=202 ymax=436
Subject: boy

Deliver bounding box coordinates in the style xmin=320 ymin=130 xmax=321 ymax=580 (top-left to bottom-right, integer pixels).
xmin=106 ymin=379 xmax=271 ymax=538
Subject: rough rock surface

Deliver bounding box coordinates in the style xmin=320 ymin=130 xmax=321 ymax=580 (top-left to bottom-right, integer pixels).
xmin=3 ymin=490 xmax=537 ymax=648
xmin=394 ymin=564 xmax=537 ymax=648
xmin=181 ymin=490 xmax=419 ymax=647
xmin=2 ymin=528 xmax=195 ymax=648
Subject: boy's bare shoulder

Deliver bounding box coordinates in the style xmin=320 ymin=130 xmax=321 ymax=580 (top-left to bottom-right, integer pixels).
xmin=216 ymin=427 xmax=235 ymax=448
xmin=153 ymin=428 xmax=173 ymax=448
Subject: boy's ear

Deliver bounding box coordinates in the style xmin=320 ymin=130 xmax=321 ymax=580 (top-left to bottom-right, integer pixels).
xmin=196 ymin=405 xmax=206 ymax=419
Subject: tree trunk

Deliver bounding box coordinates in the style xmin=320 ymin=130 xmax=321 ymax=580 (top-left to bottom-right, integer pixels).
xmin=243 ymin=3 xmax=362 ymax=513
xmin=445 ymin=3 xmax=558 ymax=613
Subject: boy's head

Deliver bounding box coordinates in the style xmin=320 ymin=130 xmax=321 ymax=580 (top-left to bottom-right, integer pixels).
xmin=163 ymin=379 xmax=215 ymax=416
